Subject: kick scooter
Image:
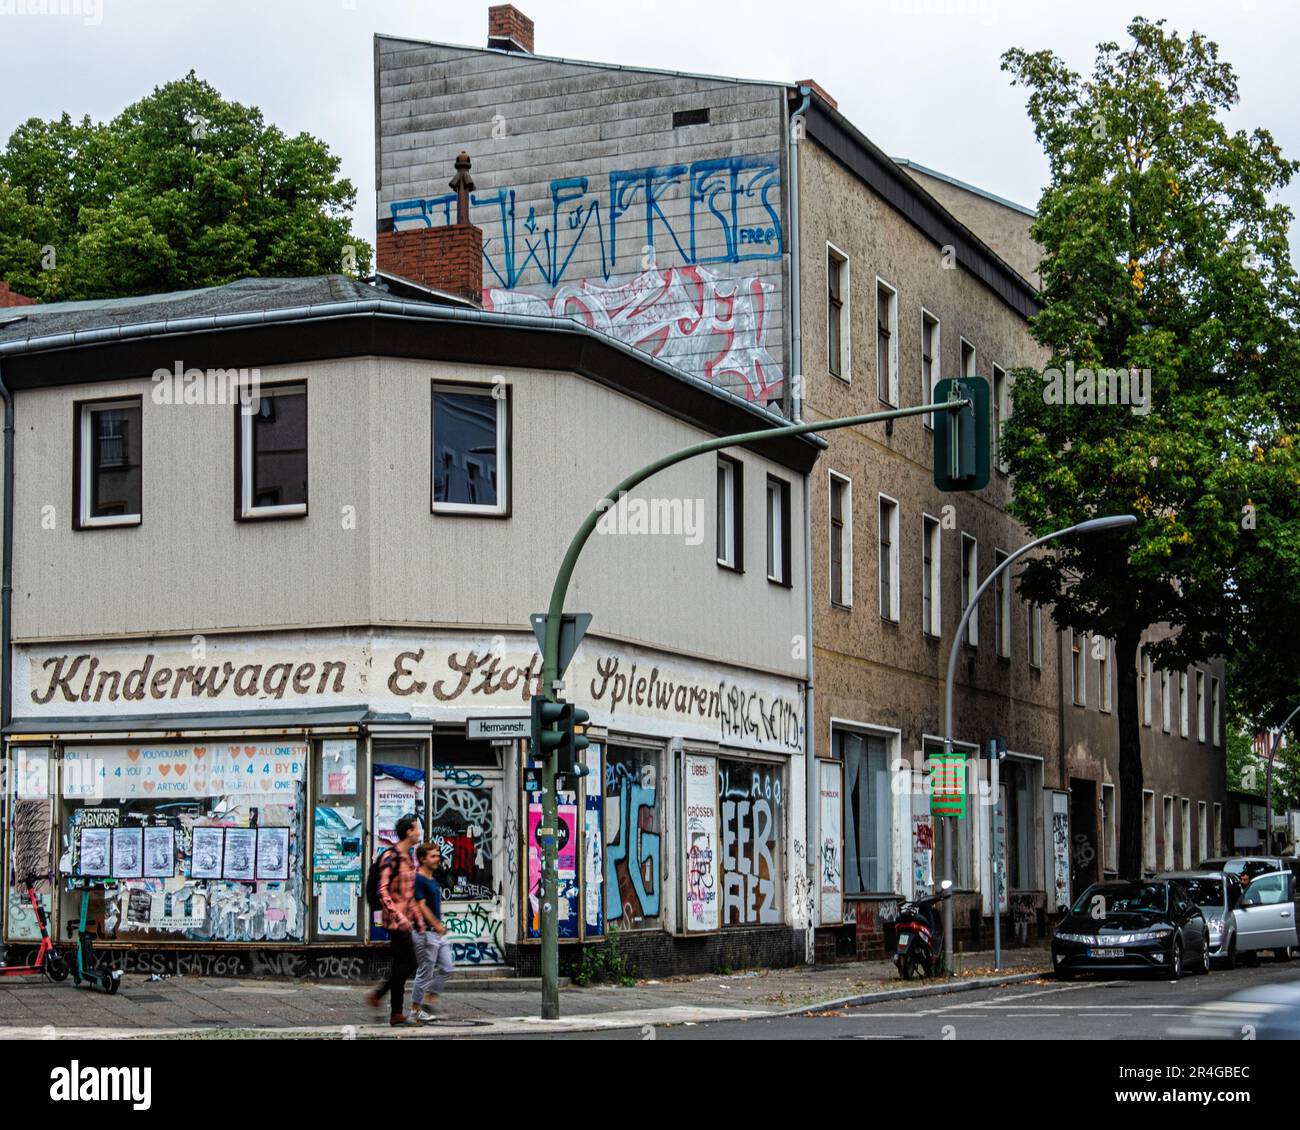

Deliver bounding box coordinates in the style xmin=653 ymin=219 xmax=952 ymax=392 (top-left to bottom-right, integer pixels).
xmin=68 ymin=879 xmax=122 ymax=994
xmin=0 ymin=876 xmax=68 ymax=982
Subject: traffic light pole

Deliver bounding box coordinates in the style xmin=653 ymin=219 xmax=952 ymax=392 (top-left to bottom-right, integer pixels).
xmin=534 ymin=398 xmax=966 ymax=1019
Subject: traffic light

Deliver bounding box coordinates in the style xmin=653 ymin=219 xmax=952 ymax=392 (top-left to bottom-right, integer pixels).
xmin=933 ymin=377 xmax=990 ymax=491
xmin=529 ymin=696 xmax=591 ymax=779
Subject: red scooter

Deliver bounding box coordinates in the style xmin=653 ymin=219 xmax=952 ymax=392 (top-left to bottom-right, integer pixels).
xmin=0 ymin=876 xmax=69 ymax=982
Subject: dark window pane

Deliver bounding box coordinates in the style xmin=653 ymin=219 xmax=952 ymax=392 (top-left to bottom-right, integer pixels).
xmin=90 ymin=404 xmax=142 ymax=517
xmin=251 ymin=389 xmax=307 ymax=509
xmin=434 ymin=391 xmax=499 ymax=507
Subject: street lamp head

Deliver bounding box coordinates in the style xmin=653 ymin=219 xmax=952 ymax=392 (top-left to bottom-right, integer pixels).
xmin=1071 ymin=515 xmax=1138 ymax=535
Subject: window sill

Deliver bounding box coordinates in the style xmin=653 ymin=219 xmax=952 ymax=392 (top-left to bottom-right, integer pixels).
xmin=829 ymin=371 xmax=850 ymax=384
xmin=767 ymin=574 xmax=793 ymax=589
xmin=717 ymin=560 xmax=744 ymax=575
xmin=239 ymin=505 xmax=307 ymax=522
xmin=77 ymin=515 xmax=142 ymax=530
xmin=830 ymin=600 xmax=852 ymax=611
xmin=431 ymin=506 xmax=510 ymax=519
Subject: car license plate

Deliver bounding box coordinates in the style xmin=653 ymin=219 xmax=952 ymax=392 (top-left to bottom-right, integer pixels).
xmin=897 ymin=932 xmax=911 ymax=949
xmin=1087 ymin=948 xmax=1124 ymax=959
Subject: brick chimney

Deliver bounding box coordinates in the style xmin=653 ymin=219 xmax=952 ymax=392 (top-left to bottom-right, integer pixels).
xmin=796 ymin=79 xmax=837 ymax=110
xmin=376 ymin=152 xmax=484 ymax=304
xmin=0 ymin=281 xmax=36 ymax=307
xmin=488 ymin=4 xmax=533 ymax=54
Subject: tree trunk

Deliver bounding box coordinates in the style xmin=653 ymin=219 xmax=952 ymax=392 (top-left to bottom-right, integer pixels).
xmin=1116 ymin=628 xmax=1145 ymax=880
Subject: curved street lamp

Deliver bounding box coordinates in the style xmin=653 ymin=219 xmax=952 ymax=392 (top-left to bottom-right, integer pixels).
xmin=941 ymin=514 xmax=1138 ymax=976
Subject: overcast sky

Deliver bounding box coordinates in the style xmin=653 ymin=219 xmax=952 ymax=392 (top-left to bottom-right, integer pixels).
xmin=1 ymin=0 xmax=1296 ymax=253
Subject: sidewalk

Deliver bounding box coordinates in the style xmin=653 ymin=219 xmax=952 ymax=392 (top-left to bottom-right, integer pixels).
xmin=0 ymin=945 xmax=1050 ymax=1039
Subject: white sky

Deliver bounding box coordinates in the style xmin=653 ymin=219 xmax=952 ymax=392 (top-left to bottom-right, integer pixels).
xmin=1 ymin=0 xmax=1296 ymax=254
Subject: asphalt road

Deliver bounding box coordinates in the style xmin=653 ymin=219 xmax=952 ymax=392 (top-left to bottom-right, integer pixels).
xmin=490 ymin=956 xmax=1300 ymax=1040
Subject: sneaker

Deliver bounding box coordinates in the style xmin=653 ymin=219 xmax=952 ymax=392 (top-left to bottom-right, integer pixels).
xmin=415 ymin=1008 xmax=439 ymax=1023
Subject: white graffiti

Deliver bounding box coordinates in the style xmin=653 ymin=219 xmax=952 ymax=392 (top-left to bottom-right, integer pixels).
xmin=430 ymin=788 xmax=493 ymax=837
xmin=487 ymin=265 xmax=782 ymax=403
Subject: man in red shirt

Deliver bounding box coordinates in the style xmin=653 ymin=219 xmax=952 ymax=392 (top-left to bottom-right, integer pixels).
xmin=366 ymin=813 xmax=425 ymax=1025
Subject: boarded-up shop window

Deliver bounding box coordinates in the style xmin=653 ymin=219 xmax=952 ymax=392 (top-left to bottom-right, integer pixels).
xmin=61 ymin=742 xmax=308 ymax=944
xmin=838 ymin=729 xmax=891 ymax=894
xmin=604 ymin=746 xmax=662 ymax=930
xmin=718 ymin=758 xmax=785 ymax=926
xmin=5 ymin=747 xmax=54 ymax=942
xmin=313 ymin=740 xmax=363 ymax=940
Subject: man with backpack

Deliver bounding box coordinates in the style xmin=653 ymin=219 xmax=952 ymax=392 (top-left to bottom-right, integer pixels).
xmin=365 ymin=813 xmax=424 ymax=1025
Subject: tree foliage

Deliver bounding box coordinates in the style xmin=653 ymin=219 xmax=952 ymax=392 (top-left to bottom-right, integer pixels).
xmin=0 ymin=72 xmax=369 ymax=301
xmin=1001 ymin=19 xmax=1300 ymax=876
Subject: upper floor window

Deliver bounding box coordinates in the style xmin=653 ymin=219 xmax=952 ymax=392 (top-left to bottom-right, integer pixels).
xmin=1211 ymin=677 xmax=1222 ymax=747
xmin=921 ymin=310 xmax=940 ymax=428
xmin=1027 ymin=601 xmax=1042 ymax=669
xmin=922 ymin=514 xmax=941 ymax=636
xmin=993 ymin=548 xmax=1010 ymax=658
xmin=960 ymin=533 xmax=978 ymax=646
xmin=716 ymin=455 xmax=743 ymax=571
xmin=1140 ymin=647 xmax=1153 ymax=726
xmin=238 ymin=384 xmax=307 ymax=520
xmin=1161 ymin=669 xmax=1171 ymax=733
xmin=827 ymin=245 xmax=849 ymax=380
xmin=766 ymin=475 xmax=791 ymax=586
xmin=76 ymin=398 xmax=142 ymax=528
xmin=1179 ymin=671 xmax=1189 ymax=738
xmin=1099 ymin=637 xmax=1112 ymax=712
xmin=878 ymin=495 xmax=899 ymax=621
xmin=959 ymin=337 xmax=976 ymax=379
xmin=829 ymin=472 xmax=852 ymax=607
xmin=432 ymin=383 xmax=508 ymax=516
xmin=1071 ymin=631 xmax=1086 ymax=706
xmin=1196 ymin=670 xmax=1206 ymax=742
xmin=876 ymin=279 xmax=898 ymax=405
xmin=992 ymin=364 xmax=1009 ymax=473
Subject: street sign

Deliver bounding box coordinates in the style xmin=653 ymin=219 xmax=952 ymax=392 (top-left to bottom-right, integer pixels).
xmin=933 ymin=377 xmax=990 ymax=491
xmin=530 ymin=612 xmax=592 ymax=678
xmin=466 ymin=717 xmax=530 ymax=741
xmin=929 ymin=753 xmax=966 ymax=818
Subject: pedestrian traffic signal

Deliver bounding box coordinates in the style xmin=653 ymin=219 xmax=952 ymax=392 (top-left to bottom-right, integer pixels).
xmin=933 ymin=377 xmax=990 ymax=491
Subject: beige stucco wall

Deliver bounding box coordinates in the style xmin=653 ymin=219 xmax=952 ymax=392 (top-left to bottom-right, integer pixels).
xmin=12 ymin=356 xmax=805 ymax=679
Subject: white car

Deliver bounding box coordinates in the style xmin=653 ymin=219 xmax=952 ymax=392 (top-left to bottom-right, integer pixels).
xmin=1232 ymin=870 xmax=1298 ymax=962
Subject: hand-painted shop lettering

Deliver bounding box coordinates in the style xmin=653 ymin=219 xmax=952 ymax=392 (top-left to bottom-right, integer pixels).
xmin=387 ymin=649 xmax=427 ymax=696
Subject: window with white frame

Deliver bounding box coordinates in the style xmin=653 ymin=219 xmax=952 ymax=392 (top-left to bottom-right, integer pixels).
xmin=960 ymin=534 xmax=978 ymax=646
xmin=1143 ymin=790 xmax=1156 ymax=871
xmin=1212 ymin=802 xmax=1222 ymax=855
xmin=716 ymin=455 xmax=742 ymax=570
xmin=1180 ymin=797 xmax=1191 ymax=868
xmin=993 ymin=549 xmax=1010 ymax=658
xmin=876 ymin=279 xmax=898 ymax=405
xmin=836 ymin=727 xmax=893 ymax=894
xmin=239 ymin=383 xmax=307 ymax=519
xmin=827 ymin=244 xmax=849 ymax=380
xmin=829 ymin=472 xmax=852 ymax=607
xmin=1211 ymin=678 xmax=1221 ymax=747
xmin=927 ymin=739 xmax=977 ymax=888
xmin=1099 ymin=638 xmax=1112 ymax=712
xmin=1179 ymin=671 xmax=1189 ymax=737
xmin=766 ymin=475 xmax=791 ymax=585
xmin=431 ymin=383 xmax=508 ymax=515
xmin=922 ymin=515 xmax=941 ymax=637
xmin=992 ymin=364 xmax=1009 ymax=473
xmin=921 ymin=310 xmax=940 ymax=428
xmin=1071 ymin=631 xmax=1086 ymax=706
xmin=1027 ymin=602 xmax=1042 ymax=669
xmin=1198 ymin=801 xmax=1208 ymax=863
xmin=1161 ymin=669 xmax=1171 ymax=733
xmin=1141 ymin=648 xmax=1152 ymax=726
xmin=878 ymin=496 xmax=899 ymax=621
xmin=959 ymin=337 xmax=975 ymax=378
xmin=1163 ymin=796 xmax=1174 ymax=869
xmin=1196 ymin=670 xmax=1206 ymax=742
xmin=77 ymin=397 xmax=143 ymax=528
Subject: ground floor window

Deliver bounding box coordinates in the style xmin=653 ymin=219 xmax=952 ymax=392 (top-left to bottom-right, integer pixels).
xmin=927 ymin=741 xmax=975 ymax=889
xmin=1002 ymin=758 xmax=1042 ymax=890
xmin=717 ymin=758 xmax=785 ymax=926
xmin=5 ymin=747 xmax=54 ymax=942
xmin=835 ymin=728 xmax=891 ymax=894
xmin=604 ymin=745 xmax=663 ymax=930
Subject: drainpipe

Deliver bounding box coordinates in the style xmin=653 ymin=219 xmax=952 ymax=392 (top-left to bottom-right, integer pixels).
xmin=789 ymin=85 xmax=816 ymax=963
xmin=0 ymin=362 xmax=10 ymax=954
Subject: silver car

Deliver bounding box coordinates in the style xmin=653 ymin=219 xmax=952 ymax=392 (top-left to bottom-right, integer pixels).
xmin=1160 ymin=871 xmax=1242 ymax=967
xmin=1233 ymin=870 xmax=1299 ymax=962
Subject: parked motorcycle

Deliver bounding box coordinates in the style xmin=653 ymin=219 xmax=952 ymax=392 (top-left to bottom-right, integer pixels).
xmin=895 ymin=879 xmax=953 ymax=979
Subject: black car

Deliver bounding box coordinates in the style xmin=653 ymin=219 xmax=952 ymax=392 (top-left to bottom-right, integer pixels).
xmin=1052 ymin=879 xmax=1211 ymax=979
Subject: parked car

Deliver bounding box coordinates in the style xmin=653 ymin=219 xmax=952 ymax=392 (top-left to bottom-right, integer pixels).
xmin=1159 ymin=871 xmax=1242 ymax=968
xmin=1199 ymin=855 xmax=1300 ymax=886
xmin=1231 ymin=869 xmax=1298 ymax=962
xmin=1052 ymin=879 xmax=1210 ymax=980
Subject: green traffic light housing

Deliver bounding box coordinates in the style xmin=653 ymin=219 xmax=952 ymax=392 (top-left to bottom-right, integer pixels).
xmin=933 ymin=377 xmax=990 ymax=492
xmin=530 ymin=695 xmax=592 ymax=778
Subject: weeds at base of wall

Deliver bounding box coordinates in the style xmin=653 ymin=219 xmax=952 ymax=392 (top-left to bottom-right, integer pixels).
xmin=572 ymin=926 xmax=636 ymax=987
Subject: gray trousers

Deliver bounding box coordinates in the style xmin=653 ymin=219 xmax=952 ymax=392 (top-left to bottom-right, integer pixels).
xmin=411 ymin=931 xmax=455 ymax=1007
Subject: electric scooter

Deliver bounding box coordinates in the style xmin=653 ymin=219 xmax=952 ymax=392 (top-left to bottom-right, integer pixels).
xmin=0 ymin=876 xmax=68 ymax=982
xmin=894 ymin=878 xmax=953 ymax=980
xmin=68 ymin=879 xmax=122 ymax=994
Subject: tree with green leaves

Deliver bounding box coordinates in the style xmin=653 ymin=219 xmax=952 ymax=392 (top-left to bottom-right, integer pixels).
xmin=1001 ymin=18 xmax=1300 ymax=879
xmin=0 ymin=71 xmax=369 ymax=302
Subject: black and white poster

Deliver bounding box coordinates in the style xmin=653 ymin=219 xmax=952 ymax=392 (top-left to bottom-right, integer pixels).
xmin=111 ymin=827 xmax=142 ymax=878
xmin=190 ymin=826 xmax=224 ymax=880
xmin=223 ymin=828 xmax=256 ymax=881
xmin=144 ymin=826 xmax=175 ymax=878
xmin=255 ymin=827 xmax=289 ymax=880
xmin=79 ymin=827 xmax=110 ymax=876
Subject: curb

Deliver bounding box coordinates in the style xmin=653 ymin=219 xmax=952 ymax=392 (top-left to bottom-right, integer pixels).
xmin=769 ymin=969 xmax=1049 ymax=1018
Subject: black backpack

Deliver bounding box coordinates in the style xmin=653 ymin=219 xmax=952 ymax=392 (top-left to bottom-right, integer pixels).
xmin=364 ymin=847 xmax=400 ymax=913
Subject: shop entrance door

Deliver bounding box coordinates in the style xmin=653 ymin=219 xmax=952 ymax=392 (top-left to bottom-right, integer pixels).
xmin=428 ymin=772 xmax=505 ymax=967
